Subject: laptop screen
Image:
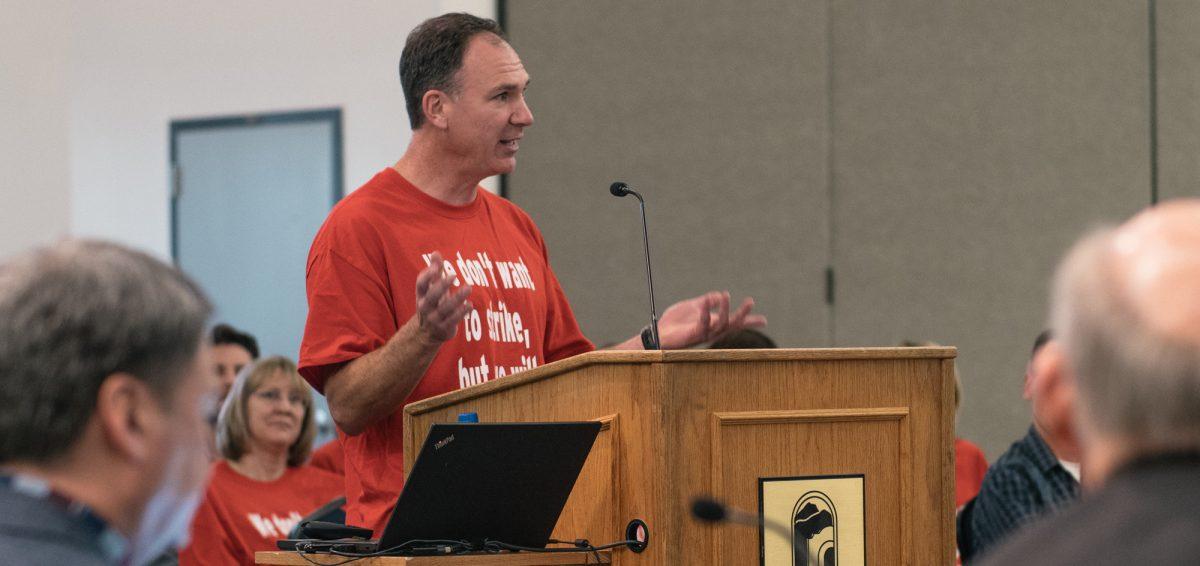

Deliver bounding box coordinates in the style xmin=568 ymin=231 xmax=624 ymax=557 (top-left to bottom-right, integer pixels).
xmin=376 ymin=421 xmax=602 ymax=551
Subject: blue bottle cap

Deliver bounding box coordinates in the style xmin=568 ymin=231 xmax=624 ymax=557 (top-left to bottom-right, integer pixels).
xmin=457 ymin=412 xmax=479 ymax=423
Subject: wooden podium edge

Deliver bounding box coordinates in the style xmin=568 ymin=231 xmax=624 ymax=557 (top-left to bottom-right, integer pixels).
xmin=404 ymin=347 xmax=957 ymax=417
xmin=404 ymin=350 xmax=662 ymax=416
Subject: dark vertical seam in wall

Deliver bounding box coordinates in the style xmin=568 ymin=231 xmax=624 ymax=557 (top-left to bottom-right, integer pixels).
xmin=331 ymin=109 xmax=345 ymax=203
xmin=1149 ymin=0 xmax=1159 ymax=204
xmin=498 ymin=0 xmax=510 ymax=199
xmin=169 ymin=124 xmax=180 ymax=263
xmin=824 ymin=0 xmax=838 ymax=346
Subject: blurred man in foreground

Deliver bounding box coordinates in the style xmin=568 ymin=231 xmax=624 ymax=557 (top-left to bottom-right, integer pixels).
xmin=981 ymin=200 xmax=1200 ymax=564
xmin=0 ymin=240 xmax=215 ymax=565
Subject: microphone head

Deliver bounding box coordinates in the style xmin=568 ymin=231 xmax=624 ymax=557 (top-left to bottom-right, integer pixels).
xmin=691 ymin=497 xmax=727 ymax=523
xmin=610 ymin=181 xmax=631 ymax=197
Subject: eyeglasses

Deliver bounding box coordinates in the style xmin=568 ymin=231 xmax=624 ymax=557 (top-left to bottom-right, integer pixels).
xmin=252 ymin=388 xmax=306 ymax=407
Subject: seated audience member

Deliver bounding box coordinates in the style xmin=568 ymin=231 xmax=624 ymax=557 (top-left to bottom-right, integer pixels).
xmin=709 ymin=328 xmax=777 ymax=349
xmin=180 ymin=357 xmax=342 ymax=566
xmin=205 ymin=323 xmax=259 ymax=461
xmin=981 ymin=200 xmax=1200 ymax=564
xmin=958 ymin=331 xmax=1080 ymax=562
xmin=211 ymin=323 xmax=259 ymax=401
xmin=952 ymin=383 xmax=988 ymax=510
xmin=0 ymin=240 xmax=214 ymax=565
xmin=899 ymin=341 xmax=988 ymax=511
xmin=209 ymin=324 xmax=345 ymax=476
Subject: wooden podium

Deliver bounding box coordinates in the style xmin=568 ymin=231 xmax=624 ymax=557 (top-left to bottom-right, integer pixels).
xmin=403 ymin=348 xmax=956 ymax=565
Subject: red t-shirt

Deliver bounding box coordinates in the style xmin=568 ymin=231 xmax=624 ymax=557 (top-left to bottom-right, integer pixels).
xmin=179 ymin=460 xmax=343 ymax=566
xmin=298 ymin=168 xmax=594 ymax=534
xmin=309 ymin=440 xmax=345 ymax=476
xmin=955 ymin=437 xmax=988 ymax=507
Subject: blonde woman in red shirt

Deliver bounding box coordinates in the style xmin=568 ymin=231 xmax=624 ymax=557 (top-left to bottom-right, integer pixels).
xmin=180 ymin=356 xmax=342 ymax=565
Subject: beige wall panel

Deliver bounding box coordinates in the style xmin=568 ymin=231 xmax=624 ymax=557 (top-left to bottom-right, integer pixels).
xmin=830 ymin=1 xmax=1150 ymax=458
xmin=505 ymin=0 xmax=831 ymax=348
xmin=0 ymin=1 xmax=72 ymax=260
xmin=1158 ymin=0 xmax=1200 ymax=200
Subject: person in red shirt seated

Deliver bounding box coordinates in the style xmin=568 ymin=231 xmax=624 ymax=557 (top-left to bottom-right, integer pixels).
xmin=903 ymin=340 xmax=988 ymax=564
xmin=952 ymin=366 xmax=988 ymax=507
xmin=180 ymin=356 xmax=342 ymax=565
xmin=902 ymin=340 xmax=990 ymax=507
xmin=957 ymin=438 xmax=988 ymax=506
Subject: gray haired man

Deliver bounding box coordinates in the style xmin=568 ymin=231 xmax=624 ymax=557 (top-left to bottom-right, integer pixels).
xmin=0 ymin=240 xmax=216 ymax=565
xmin=981 ymin=200 xmax=1200 ymax=564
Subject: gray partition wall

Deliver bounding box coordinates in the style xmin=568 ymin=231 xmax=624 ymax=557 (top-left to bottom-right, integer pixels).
xmin=1158 ymin=0 xmax=1200 ymax=200
xmin=505 ymin=1 xmax=833 ymax=351
xmin=503 ymin=0 xmax=1159 ymax=459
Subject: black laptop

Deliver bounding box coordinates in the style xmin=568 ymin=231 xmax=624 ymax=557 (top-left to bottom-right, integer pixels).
xmin=348 ymin=421 xmax=602 ymax=554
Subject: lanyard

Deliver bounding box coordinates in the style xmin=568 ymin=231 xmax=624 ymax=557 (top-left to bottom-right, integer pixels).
xmin=0 ymin=473 xmax=129 ymax=563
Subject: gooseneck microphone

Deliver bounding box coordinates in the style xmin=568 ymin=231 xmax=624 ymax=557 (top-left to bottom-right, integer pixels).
xmin=609 ymin=181 xmax=660 ymax=350
xmin=690 ymin=497 xmax=792 ymax=542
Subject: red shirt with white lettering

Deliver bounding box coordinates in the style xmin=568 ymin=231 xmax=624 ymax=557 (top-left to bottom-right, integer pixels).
xmin=179 ymin=460 xmax=343 ymax=566
xmin=298 ymin=169 xmax=594 ymax=535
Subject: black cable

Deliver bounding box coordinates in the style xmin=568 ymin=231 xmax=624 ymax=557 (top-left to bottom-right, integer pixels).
xmin=330 ymin=539 xmax=473 ymax=557
xmin=547 ymin=538 xmax=603 ymax=562
xmin=484 ymin=538 xmax=638 ymax=553
xmin=490 ymin=538 xmax=639 ymax=552
xmin=297 ymin=551 xmax=362 ymax=566
xmin=289 ymin=535 xmax=637 ymax=564
xmin=291 ymin=538 xmax=475 ymax=565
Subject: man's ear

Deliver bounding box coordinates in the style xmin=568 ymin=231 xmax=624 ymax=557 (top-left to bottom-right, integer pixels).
xmin=95 ymin=373 xmax=161 ymax=464
xmin=1022 ymin=361 xmax=1036 ymax=401
xmin=1032 ymin=342 xmax=1083 ymax=457
xmin=421 ymin=89 xmax=451 ymax=130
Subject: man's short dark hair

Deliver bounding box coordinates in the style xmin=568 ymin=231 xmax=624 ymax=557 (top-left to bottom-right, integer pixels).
xmin=1031 ymin=330 xmax=1053 ymax=356
xmin=710 ymin=329 xmax=777 ymax=349
xmin=0 ymin=240 xmax=212 ymax=464
xmin=399 ymin=12 xmax=506 ymax=129
xmin=211 ymin=323 xmax=259 ymax=359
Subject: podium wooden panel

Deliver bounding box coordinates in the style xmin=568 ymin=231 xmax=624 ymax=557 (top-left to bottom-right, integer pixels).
xmin=403 ymin=348 xmax=955 ymax=565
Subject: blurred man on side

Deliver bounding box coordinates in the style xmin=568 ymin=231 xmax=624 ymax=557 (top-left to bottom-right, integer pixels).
xmin=0 ymin=240 xmax=215 ymax=565
xmin=957 ymin=331 xmax=1081 ymax=561
xmin=981 ymin=200 xmax=1200 ymax=564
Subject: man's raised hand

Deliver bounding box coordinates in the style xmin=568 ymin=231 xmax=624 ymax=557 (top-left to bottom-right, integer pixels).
xmin=657 ymin=291 xmax=766 ymax=349
xmin=414 ymin=252 xmax=473 ymax=343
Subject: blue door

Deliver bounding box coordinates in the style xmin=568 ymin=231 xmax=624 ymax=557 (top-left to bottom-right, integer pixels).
xmin=171 ymin=109 xmax=342 ymax=440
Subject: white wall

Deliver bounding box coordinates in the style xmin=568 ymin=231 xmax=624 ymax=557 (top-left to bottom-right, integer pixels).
xmin=69 ymin=1 xmax=497 ymax=259
xmin=0 ymin=1 xmax=72 ymax=260
xmin=1 ymin=1 xmax=497 ymax=261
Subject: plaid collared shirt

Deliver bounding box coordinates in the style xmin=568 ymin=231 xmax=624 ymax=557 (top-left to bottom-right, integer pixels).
xmin=957 ymin=426 xmax=1081 ymax=563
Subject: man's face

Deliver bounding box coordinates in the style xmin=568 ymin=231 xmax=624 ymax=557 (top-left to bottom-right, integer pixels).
xmin=245 ymin=370 xmax=307 ymax=452
xmin=143 ymin=340 xmax=218 ymax=510
xmin=212 ymin=343 xmax=253 ymax=401
xmin=442 ymin=34 xmax=533 ymax=178
xmin=1025 ymin=341 xmax=1082 ymax=461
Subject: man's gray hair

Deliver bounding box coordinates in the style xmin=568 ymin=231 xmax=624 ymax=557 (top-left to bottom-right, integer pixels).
xmin=1052 ymin=227 xmax=1200 ymax=450
xmin=0 ymin=240 xmax=212 ymax=463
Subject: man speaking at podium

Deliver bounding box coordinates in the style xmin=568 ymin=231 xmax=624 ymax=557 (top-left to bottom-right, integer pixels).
xmin=299 ymin=13 xmax=765 ymax=535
